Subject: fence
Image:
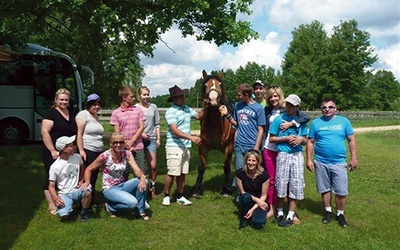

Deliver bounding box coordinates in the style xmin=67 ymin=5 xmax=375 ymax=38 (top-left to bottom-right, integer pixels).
xmin=98 ymin=109 xmax=400 ymax=122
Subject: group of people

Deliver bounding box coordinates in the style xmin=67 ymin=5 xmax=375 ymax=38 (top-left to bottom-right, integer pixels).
xmin=42 ymin=81 xmax=357 ymax=229
xmin=220 ymin=81 xmax=357 ymax=229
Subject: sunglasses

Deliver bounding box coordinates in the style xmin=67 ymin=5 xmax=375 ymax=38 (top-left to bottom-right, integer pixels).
xmin=112 ymin=141 xmax=124 ymax=145
xmin=246 ymin=148 xmax=261 ymax=155
xmin=321 ymin=106 xmax=336 ymax=110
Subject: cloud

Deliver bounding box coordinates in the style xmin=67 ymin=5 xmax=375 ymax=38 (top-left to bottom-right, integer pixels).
xmin=376 ymin=43 xmax=400 ymax=79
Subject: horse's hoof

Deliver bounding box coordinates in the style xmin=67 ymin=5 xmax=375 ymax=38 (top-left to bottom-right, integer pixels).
xmin=192 ymin=193 xmax=202 ymax=199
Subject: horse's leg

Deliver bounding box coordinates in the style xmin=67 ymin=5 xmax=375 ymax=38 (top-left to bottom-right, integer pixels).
xmin=221 ymin=142 xmax=233 ymax=197
xmin=192 ymin=144 xmax=207 ymax=198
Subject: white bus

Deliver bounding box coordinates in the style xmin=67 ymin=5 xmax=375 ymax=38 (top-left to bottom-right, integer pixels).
xmin=0 ymin=43 xmax=93 ymax=144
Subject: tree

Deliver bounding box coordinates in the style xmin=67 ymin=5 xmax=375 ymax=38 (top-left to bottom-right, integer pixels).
xmin=0 ymin=0 xmax=258 ymax=107
xmin=364 ymin=70 xmax=400 ymax=110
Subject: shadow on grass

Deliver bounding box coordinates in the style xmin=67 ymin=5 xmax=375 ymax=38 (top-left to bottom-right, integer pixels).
xmin=0 ymin=144 xmax=44 ymax=248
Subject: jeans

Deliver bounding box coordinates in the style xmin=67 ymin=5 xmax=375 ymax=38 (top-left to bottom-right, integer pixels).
xmin=103 ymin=178 xmax=147 ymax=214
xmin=57 ymin=187 xmax=91 ymax=217
xmin=233 ymin=143 xmax=253 ymax=187
xmin=238 ymin=192 xmax=267 ymax=229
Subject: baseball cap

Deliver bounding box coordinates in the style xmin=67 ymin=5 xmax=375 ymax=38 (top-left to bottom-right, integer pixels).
xmin=55 ymin=135 xmax=76 ymax=151
xmin=285 ymin=94 xmax=301 ymax=106
xmin=253 ymin=80 xmax=265 ymax=88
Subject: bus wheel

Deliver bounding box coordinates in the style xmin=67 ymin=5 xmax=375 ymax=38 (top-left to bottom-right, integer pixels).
xmin=0 ymin=119 xmax=29 ymax=145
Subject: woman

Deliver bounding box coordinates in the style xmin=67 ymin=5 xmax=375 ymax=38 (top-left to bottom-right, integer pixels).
xmin=84 ymin=132 xmax=148 ymax=220
xmin=236 ymin=149 xmax=269 ymax=229
xmin=135 ymin=86 xmax=161 ymax=199
xmin=42 ymin=88 xmax=77 ymax=215
xmin=76 ymin=93 xmax=104 ymax=209
xmin=263 ymin=86 xmax=310 ymax=221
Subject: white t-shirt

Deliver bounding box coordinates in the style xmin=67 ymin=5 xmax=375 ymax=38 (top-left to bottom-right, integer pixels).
xmin=264 ymin=109 xmax=281 ymax=151
xmin=49 ymin=154 xmax=83 ymax=195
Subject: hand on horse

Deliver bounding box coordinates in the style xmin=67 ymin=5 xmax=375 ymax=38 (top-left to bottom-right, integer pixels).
xmin=219 ymin=105 xmax=228 ymax=116
xmin=191 ymin=136 xmax=202 ymax=145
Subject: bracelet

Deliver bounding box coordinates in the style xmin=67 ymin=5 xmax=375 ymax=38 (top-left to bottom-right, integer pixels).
xmin=225 ymin=113 xmax=233 ymax=121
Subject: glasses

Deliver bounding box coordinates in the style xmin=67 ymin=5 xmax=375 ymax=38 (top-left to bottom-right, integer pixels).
xmin=112 ymin=141 xmax=124 ymax=145
xmin=246 ymin=149 xmax=261 ymax=155
xmin=321 ymin=106 xmax=336 ymax=110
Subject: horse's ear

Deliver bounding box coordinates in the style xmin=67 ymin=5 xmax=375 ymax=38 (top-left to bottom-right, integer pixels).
xmin=202 ymin=70 xmax=208 ymax=79
xmin=218 ymin=70 xmax=224 ymax=80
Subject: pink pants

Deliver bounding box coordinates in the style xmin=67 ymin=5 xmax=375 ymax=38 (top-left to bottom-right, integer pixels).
xmin=263 ymin=149 xmax=278 ymax=206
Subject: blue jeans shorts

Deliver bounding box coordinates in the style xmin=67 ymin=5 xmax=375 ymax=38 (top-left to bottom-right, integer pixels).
xmin=57 ymin=187 xmax=92 ymax=217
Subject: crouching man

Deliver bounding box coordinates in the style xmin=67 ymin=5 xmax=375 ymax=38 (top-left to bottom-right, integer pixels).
xmin=48 ymin=135 xmax=92 ymax=222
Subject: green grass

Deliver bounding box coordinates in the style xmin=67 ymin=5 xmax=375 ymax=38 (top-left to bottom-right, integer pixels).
xmin=1 ymin=129 xmax=399 ymax=249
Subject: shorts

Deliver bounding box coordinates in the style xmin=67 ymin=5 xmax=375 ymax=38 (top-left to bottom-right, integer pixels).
xmin=57 ymin=187 xmax=92 ymax=217
xmin=144 ymin=139 xmax=157 ymax=153
xmin=315 ymin=160 xmax=348 ymax=196
xmin=166 ymin=147 xmax=190 ymax=176
xmin=275 ymin=151 xmax=305 ymax=200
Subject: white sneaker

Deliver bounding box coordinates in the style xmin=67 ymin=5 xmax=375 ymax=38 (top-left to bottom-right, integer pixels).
xmin=176 ymin=196 xmax=192 ymax=206
xmin=145 ymin=202 xmax=150 ymax=209
xmin=162 ymin=196 xmax=170 ymax=206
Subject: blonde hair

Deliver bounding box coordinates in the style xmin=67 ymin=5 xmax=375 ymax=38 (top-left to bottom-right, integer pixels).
xmin=118 ymin=86 xmax=135 ymax=98
xmin=266 ymin=86 xmax=285 ymax=108
xmin=52 ymin=88 xmax=70 ymax=108
xmin=243 ymin=149 xmax=264 ymax=175
xmin=110 ymin=132 xmax=125 ymax=144
xmin=138 ymin=86 xmax=150 ymax=95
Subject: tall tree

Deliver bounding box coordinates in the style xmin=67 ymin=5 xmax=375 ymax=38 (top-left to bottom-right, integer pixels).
xmin=364 ymin=70 xmax=400 ymax=110
xmin=0 ymin=0 xmax=258 ymax=107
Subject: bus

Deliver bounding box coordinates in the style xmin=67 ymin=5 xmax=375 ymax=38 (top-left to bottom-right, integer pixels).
xmin=0 ymin=43 xmax=94 ymax=144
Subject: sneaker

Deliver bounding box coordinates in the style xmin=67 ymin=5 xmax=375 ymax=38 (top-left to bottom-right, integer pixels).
xmin=322 ymin=211 xmax=333 ymax=224
xmin=176 ymin=196 xmax=192 ymax=206
xmin=145 ymin=202 xmax=150 ymax=209
xmin=275 ymin=215 xmax=284 ymax=224
xmin=278 ymin=216 xmax=293 ymax=227
xmin=239 ymin=219 xmax=247 ymax=229
xmin=80 ymin=214 xmax=88 ymax=222
xmin=337 ymin=214 xmax=348 ymax=228
xmin=162 ymin=196 xmax=170 ymax=206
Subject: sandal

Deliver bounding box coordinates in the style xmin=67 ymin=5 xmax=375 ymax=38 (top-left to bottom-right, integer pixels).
xmin=105 ymin=203 xmax=116 ymax=218
xmin=48 ymin=208 xmax=57 ymax=215
xmin=139 ymin=213 xmax=150 ymax=221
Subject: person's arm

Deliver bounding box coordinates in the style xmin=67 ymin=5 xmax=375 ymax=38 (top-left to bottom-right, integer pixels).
xmin=75 ymin=117 xmax=87 ymax=161
xmin=269 ymin=134 xmax=292 ymax=144
xmin=127 ymin=119 xmax=144 ymax=149
xmin=41 ymin=119 xmax=58 ymax=160
xmin=195 ymin=109 xmax=204 ymax=120
xmin=306 ymin=138 xmax=316 ymax=172
xmin=84 ymin=156 xmax=104 ymax=185
xmin=49 ymin=180 xmax=64 ymax=208
xmin=280 ymin=110 xmax=310 ymax=131
xmin=252 ymin=179 xmax=269 ymax=211
xmin=127 ymin=153 xmax=146 ymax=192
xmin=254 ymin=125 xmax=264 ymax=149
xmin=155 ymin=126 xmax=161 ymax=148
xmin=347 ymin=134 xmax=358 ymax=170
xmin=169 ymin=124 xmax=202 ymax=145
xmin=154 ymin=106 xmax=161 ymax=148
xmin=219 ymin=105 xmax=237 ymax=126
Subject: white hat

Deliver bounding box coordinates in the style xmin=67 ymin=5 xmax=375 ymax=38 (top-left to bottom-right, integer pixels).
xmin=55 ymin=135 xmax=76 ymax=151
xmin=285 ymin=94 xmax=301 ymax=106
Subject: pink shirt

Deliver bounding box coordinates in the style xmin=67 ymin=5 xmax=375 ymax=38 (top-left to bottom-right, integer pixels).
xmin=110 ymin=105 xmax=145 ymax=150
xmin=100 ymin=149 xmax=132 ymax=190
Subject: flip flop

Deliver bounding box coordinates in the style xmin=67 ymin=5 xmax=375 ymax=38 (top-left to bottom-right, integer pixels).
xmin=105 ymin=203 xmax=116 ymax=218
xmin=139 ymin=213 xmax=150 ymax=221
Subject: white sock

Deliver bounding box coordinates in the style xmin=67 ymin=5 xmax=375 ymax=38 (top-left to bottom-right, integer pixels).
xmin=277 ymin=208 xmax=284 ymax=216
xmin=325 ymin=207 xmax=332 ymax=212
xmin=337 ymin=210 xmax=344 ymax=216
xmin=287 ymin=211 xmax=295 ymax=220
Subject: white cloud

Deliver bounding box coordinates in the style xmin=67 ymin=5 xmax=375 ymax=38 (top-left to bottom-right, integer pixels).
xmin=376 ymin=43 xmax=400 ymax=79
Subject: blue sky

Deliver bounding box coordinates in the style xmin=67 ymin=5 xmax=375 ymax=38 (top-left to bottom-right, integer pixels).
xmin=140 ymin=0 xmax=400 ymax=97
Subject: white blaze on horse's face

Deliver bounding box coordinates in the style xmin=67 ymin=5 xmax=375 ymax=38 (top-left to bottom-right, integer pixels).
xmin=206 ymin=79 xmax=221 ymax=106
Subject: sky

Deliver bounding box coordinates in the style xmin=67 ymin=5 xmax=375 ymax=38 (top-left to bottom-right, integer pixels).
xmin=140 ymin=0 xmax=400 ymax=97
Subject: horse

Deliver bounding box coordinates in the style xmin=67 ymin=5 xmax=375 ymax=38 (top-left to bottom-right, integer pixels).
xmin=192 ymin=70 xmax=235 ymax=198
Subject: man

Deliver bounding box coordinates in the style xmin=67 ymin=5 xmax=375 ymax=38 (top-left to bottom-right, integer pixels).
xmin=253 ymin=80 xmax=266 ymax=107
xmin=269 ymin=94 xmax=308 ymax=227
xmin=219 ymin=83 xmax=266 ymax=181
xmin=306 ymin=98 xmax=357 ymax=228
xmin=162 ymin=85 xmax=203 ymax=206
xmin=48 ymin=135 xmax=91 ymax=222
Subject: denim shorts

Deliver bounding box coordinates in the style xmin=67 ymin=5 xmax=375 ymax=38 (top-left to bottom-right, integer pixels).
xmin=57 ymin=187 xmax=92 ymax=217
xmin=144 ymin=139 xmax=157 ymax=153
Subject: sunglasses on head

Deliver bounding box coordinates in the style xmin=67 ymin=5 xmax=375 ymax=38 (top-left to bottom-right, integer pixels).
xmin=246 ymin=149 xmax=261 ymax=155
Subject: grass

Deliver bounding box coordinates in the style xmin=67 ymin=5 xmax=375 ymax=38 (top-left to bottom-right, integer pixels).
xmin=0 ymin=129 xmax=399 ymax=249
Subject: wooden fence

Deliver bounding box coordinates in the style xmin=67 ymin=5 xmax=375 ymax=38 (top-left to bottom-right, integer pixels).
xmin=98 ymin=109 xmax=400 ymax=122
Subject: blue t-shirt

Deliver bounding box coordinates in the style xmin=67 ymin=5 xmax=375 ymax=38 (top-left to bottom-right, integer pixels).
xmin=269 ymin=113 xmax=308 ymax=153
xmin=165 ymin=104 xmax=197 ymax=148
xmin=234 ymin=102 xmax=266 ymax=148
xmin=308 ymin=115 xmax=354 ymax=164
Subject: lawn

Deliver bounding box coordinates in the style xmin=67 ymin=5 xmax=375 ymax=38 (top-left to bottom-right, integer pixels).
xmin=0 ymin=129 xmax=399 ymax=249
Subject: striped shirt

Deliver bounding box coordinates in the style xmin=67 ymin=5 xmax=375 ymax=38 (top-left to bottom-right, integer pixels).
xmin=165 ymin=104 xmax=197 ymax=148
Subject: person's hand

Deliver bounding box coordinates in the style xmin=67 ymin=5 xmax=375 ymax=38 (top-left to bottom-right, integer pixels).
xmin=142 ymin=133 xmax=150 ymax=141
xmin=289 ymin=136 xmax=303 ymax=147
xmin=138 ymin=178 xmax=146 ymax=192
xmin=156 ymin=139 xmax=161 ymax=148
xmin=244 ymin=209 xmax=254 ymax=219
xmin=54 ymin=196 xmax=65 ymax=208
xmin=190 ymin=136 xmax=202 ymax=145
xmin=348 ymin=158 xmax=358 ymax=171
xmin=306 ymin=160 xmax=315 ymax=173
xmin=51 ymin=150 xmax=59 ymax=160
xmin=79 ymin=151 xmax=87 ymax=161
xmin=280 ymin=120 xmax=292 ymax=131
xmin=219 ymin=105 xmax=228 ymax=116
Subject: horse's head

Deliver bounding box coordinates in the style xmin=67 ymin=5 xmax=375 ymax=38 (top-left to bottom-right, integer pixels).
xmin=202 ymin=70 xmax=225 ymax=107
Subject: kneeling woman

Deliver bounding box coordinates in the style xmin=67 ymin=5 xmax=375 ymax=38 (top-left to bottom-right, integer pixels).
xmin=236 ymin=149 xmax=269 ymax=229
xmin=84 ymin=132 xmax=148 ymax=220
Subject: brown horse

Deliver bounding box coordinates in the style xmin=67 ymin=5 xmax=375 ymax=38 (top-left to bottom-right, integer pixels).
xmin=192 ymin=70 xmax=235 ymax=198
